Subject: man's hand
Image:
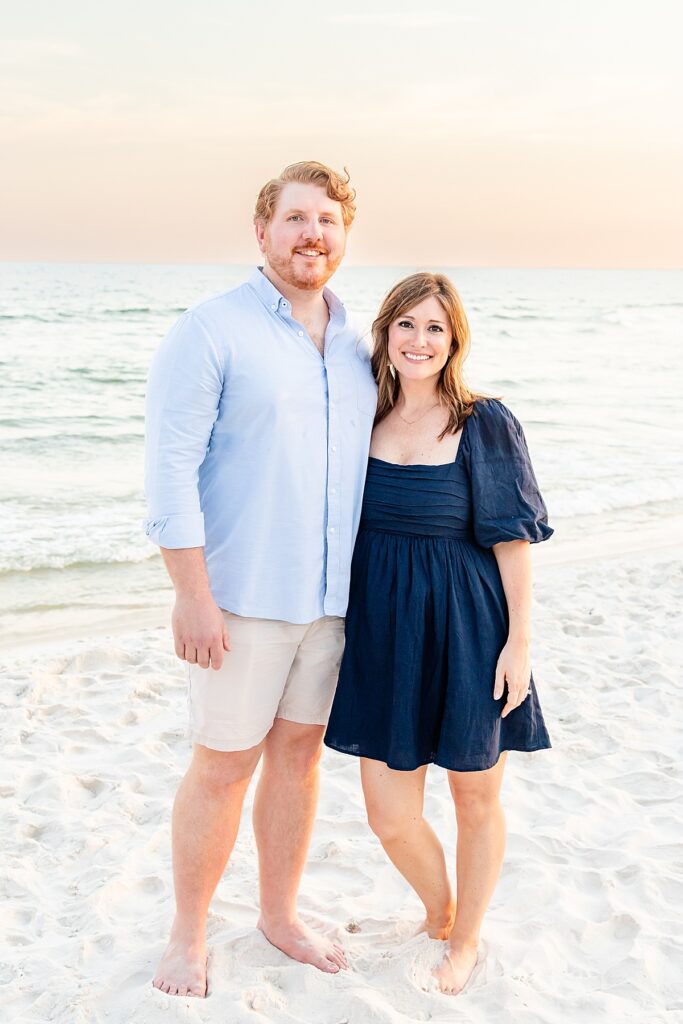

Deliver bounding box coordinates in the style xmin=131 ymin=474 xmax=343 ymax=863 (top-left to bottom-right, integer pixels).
xmin=171 ymin=593 xmax=231 ymax=670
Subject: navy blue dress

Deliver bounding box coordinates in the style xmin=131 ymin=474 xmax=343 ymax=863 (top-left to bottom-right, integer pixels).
xmin=324 ymin=399 xmax=553 ymax=773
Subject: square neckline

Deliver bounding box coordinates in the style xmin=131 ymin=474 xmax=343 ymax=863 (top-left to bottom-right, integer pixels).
xmin=368 ymin=413 xmax=469 ymax=470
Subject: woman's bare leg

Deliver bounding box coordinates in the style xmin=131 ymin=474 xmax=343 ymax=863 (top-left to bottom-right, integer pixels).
xmin=361 ymin=758 xmax=455 ymax=938
xmin=433 ymin=752 xmax=508 ymax=994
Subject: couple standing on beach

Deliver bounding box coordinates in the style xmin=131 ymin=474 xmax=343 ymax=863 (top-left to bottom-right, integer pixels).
xmin=144 ymin=161 xmax=553 ymax=1000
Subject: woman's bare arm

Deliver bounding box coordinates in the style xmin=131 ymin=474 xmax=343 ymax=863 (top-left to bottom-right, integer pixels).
xmin=491 ymin=539 xmax=532 ymax=718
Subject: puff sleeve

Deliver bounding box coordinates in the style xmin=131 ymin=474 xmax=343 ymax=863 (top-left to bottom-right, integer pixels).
xmin=465 ymin=399 xmax=553 ymax=548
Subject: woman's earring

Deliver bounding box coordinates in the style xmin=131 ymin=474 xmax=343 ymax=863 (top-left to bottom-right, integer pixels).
xmin=389 ymin=362 xmax=396 ymax=378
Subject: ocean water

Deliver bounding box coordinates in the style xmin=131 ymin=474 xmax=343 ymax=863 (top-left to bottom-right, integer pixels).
xmin=1 ymin=263 xmax=681 ymax=644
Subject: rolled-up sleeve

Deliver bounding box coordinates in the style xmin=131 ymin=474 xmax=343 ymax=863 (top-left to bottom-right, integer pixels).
xmin=144 ymin=311 xmax=223 ymax=549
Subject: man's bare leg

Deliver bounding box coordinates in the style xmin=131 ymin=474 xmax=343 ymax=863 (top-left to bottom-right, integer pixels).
xmin=361 ymin=759 xmax=455 ymax=939
xmin=433 ymin=753 xmax=508 ymax=995
xmin=153 ymin=741 xmax=263 ymax=997
xmin=253 ymin=719 xmax=347 ymax=973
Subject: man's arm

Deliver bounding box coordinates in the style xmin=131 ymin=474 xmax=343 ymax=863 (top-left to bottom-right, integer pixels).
xmin=144 ymin=311 xmax=228 ymax=669
xmin=161 ymin=547 xmax=230 ymax=670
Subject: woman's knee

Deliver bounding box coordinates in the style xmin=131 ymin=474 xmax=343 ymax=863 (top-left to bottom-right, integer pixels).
xmin=366 ymin=802 xmax=418 ymax=843
xmin=451 ymin=784 xmax=501 ymax=827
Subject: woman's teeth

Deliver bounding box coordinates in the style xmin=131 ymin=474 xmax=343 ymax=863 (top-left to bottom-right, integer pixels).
xmin=403 ymin=353 xmax=431 ymax=362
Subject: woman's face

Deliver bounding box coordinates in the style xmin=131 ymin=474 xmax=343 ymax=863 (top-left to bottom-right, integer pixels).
xmin=387 ymin=295 xmax=454 ymax=383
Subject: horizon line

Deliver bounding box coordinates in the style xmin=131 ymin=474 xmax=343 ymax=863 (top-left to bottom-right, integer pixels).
xmin=1 ymin=259 xmax=681 ymax=273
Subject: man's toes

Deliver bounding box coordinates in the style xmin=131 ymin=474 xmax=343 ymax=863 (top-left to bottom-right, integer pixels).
xmin=320 ymin=955 xmax=340 ymax=973
xmin=178 ymin=985 xmax=189 ymax=998
xmin=160 ymin=981 xmax=170 ymax=994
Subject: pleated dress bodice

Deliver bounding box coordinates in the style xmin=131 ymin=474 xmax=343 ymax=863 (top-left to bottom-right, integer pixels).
xmin=360 ymin=453 xmax=473 ymax=541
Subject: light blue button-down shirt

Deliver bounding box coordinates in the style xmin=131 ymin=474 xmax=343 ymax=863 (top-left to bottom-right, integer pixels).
xmin=144 ymin=268 xmax=377 ymax=623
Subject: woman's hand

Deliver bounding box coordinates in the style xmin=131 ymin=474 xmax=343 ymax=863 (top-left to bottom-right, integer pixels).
xmin=494 ymin=637 xmax=531 ymax=718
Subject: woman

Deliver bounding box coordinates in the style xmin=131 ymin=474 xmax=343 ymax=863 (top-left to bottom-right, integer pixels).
xmin=324 ymin=272 xmax=552 ymax=995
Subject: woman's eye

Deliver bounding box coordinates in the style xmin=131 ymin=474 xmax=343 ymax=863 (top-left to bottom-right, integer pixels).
xmin=428 ymin=325 xmax=444 ymax=332
xmin=397 ymin=320 xmax=413 ymax=328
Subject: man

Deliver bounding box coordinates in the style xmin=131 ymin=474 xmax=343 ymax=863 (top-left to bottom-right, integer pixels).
xmin=145 ymin=161 xmax=377 ymax=998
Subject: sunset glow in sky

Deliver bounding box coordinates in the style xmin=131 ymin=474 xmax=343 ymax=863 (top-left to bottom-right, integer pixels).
xmin=2 ymin=0 xmax=681 ymax=267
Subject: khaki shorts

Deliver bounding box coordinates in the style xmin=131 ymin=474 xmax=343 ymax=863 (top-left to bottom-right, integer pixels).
xmin=187 ymin=611 xmax=345 ymax=752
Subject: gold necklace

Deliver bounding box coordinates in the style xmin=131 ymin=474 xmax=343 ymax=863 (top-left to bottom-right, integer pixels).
xmin=396 ymin=402 xmax=440 ymax=426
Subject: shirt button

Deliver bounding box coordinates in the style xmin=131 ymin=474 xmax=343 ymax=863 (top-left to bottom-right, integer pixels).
xmin=271 ymin=304 xmax=276 ymax=310
xmin=298 ymin=330 xmax=303 ymax=337
xmin=330 ymin=527 xmax=335 ymax=533
xmin=330 ymin=487 xmax=336 ymax=495
xmin=331 ymin=445 xmax=337 ymax=453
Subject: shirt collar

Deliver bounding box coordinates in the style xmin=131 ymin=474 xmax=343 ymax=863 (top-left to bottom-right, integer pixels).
xmin=248 ymin=266 xmax=346 ymax=324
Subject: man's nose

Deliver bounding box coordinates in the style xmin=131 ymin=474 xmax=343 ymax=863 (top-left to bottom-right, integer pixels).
xmin=301 ymin=218 xmax=323 ymax=240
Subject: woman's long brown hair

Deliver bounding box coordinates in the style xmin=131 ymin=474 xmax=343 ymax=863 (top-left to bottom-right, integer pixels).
xmin=371 ymin=272 xmax=486 ymax=440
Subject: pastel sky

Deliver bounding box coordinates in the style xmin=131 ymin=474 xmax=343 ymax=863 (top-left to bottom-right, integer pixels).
xmin=1 ymin=0 xmax=681 ymax=267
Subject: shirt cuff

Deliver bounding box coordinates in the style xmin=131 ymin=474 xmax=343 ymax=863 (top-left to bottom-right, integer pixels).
xmin=144 ymin=513 xmax=205 ymax=548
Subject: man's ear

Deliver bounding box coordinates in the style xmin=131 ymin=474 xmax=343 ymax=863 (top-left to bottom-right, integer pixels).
xmin=254 ymin=219 xmax=267 ymax=253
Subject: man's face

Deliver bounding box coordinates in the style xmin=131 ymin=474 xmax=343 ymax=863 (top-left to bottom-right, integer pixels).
xmin=256 ymin=182 xmax=347 ymax=291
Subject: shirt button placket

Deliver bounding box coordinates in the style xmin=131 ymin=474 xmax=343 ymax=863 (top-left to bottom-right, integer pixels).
xmin=326 ymin=374 xmax=341 ymax=608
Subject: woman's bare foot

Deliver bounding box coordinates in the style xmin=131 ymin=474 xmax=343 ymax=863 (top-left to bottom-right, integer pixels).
xmin=432 ymin=942 xmax=478 ymax=995
xmin=415 ymin=901 xmax=456 ymax=940
xmin=258 ymin=915 xmax=348 ymax=973
xmin=152 ymin=936 xmax=207 ymax=998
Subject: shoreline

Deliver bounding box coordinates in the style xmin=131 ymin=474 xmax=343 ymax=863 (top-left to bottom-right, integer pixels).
xmin=1 ymin=517 xmax=681 ymax=659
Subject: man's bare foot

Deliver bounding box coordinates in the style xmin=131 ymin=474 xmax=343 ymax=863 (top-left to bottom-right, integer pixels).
xmin=152 ymin=936 xmax=207 ymax=998
xmin=258 ymin=915 xmax=348 ymax=973
xmin=432 ymin=942 xmax=478 ymax=995
xmin=415 ymin=901 xmax=456 ymax=940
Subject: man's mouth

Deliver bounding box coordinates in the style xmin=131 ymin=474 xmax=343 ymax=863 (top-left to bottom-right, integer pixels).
xmin=294 ymin=248 xmax=327 ymax=258
xmin=402 ymin=352 xmax=432 ymax=362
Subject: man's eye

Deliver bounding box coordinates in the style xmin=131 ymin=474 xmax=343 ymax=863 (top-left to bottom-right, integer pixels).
xmin=288 ymin=215 xmax=302 ymax=221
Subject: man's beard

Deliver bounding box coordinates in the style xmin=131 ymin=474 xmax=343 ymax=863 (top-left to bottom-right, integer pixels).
xmin=265 ymin=246 xmax=343 ymax=291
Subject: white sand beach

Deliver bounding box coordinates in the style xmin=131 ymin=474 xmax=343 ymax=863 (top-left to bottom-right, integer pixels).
xmin=2 ymin=539 xmax=682 ymax=1024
